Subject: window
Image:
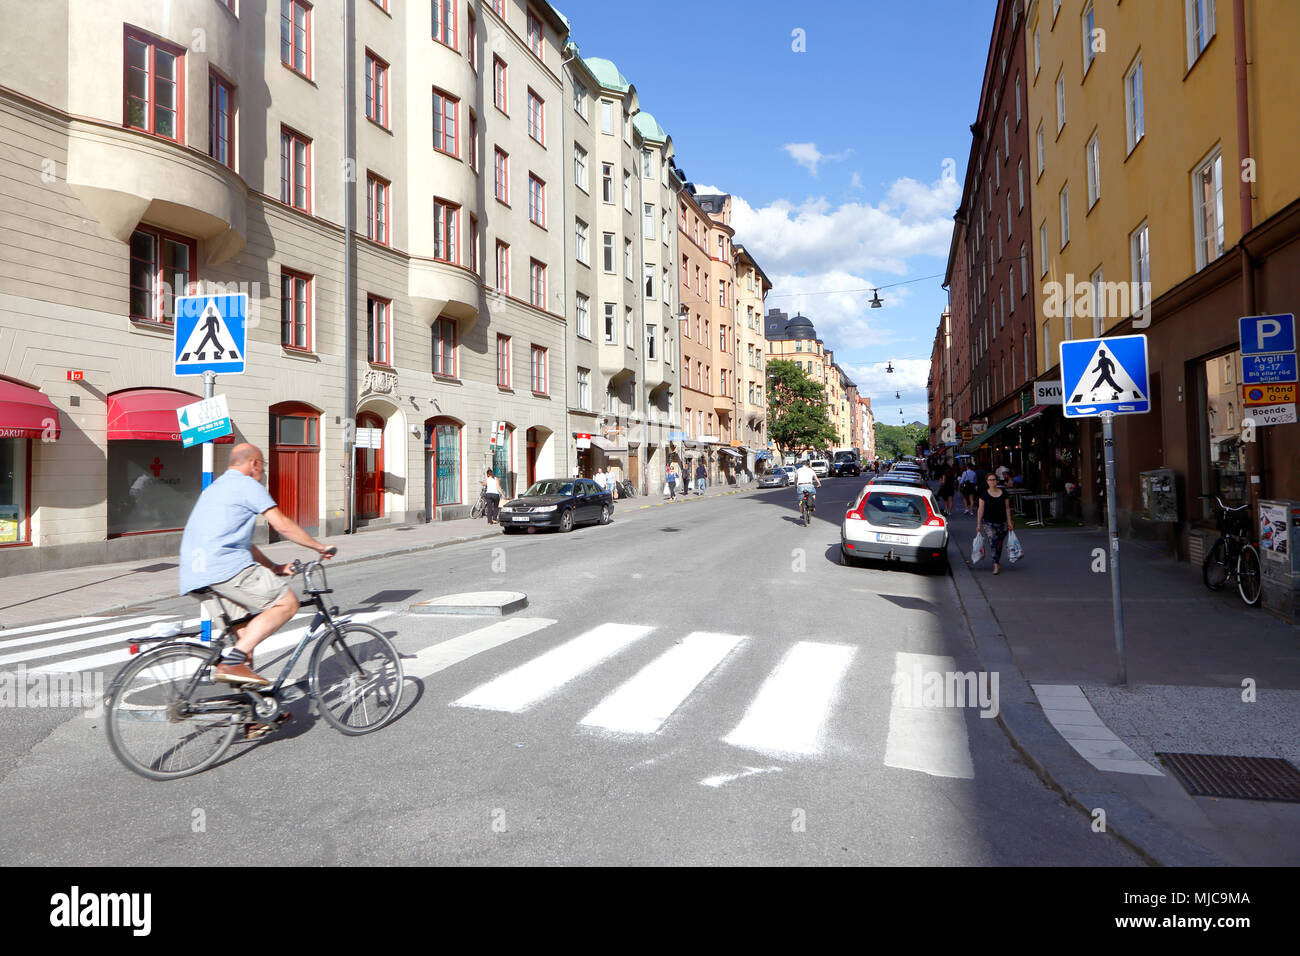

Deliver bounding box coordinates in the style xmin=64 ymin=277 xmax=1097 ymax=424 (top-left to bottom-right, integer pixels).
xmin=1124 ymin=55 xmax=1145 ymax=154
xmin=280 ymin=0 xmax=311 ymax=77
xmin=1064 ymin=295 xmax=1074 ymax=340
xmin=624 ymin=239 xmax=631 ymax=279
xmin=280 ymin=270 xmax=310 ymax=349
xmin=1052 ymin=0 xmax=1061 ymax=20
xmin=573 ymin=81 xmax=587 ymax=118
xmin=1082 ymin=2 xmax=1096 ymax=73
xmin=1039 ymin=222 xmax=1048 ymax=276
xmin=1130 ymin=220 xmax=1150 ymax=309
xmin=494 ymin=148 xmax=508 ymax=203
xmin=207 ymin=71 xmax=234 ymax=168
xmin=1017 ymin=159 xmax=1024 ymax=210
xmin=575 ymin=219 xmax=589 ymax=265
xmin=1020 ymin=242 xmax=1028 ymax=295
xmin=1091 ymin=267 xmax=1105 ymax=336
xmin=574 ymin=144 xmax=587 ymax=190
xmin=1000 ymin=287 xmax=1006 ymax=327
xmin=529 ymin=259 xmax=546 ymax=308
xmin=1006 ymin=195 xmax=1012 ymax=233
xmin=526 ymin=10 xmax=543 ymax=60
xmin=718 ymin=280 xmax=725 ymax=307
xmin=527 ymin=174 xmax=546 ymax=227
xmin=601 ymin=163 xmax=614 ymax=203
xmin=719 ymin=326 xmax=725 ymax=350
xmin=577 ymin=367 xmax=591 ymax=408
xmin=642 ymin=148 xmax=654 ymax=178
xmin=1033 ymin=28 xmax=1041 ymax=76
xmin=625 ymin=308 xmax=632 ymax=346
xmin=492 ymin=0 xmax=505 ymax=15
xmin=1193 ymin=147 xmax=1224 ymax=268
xmin=432 ymin=88 xmax=458 ymax=157
xmin=576 ymin=294 xmax=590 ymax=338
xmin=1059 ymin=184 xmax=1070 ymax=248
xmin=600 ymin=99 xmax=614 ymax=134
xmin=125 ymin=29 xmax=184 ymax=141
xmin=643 ymin=203 xmax=654 ymax=238
xmin=497 ymin=334 xmax=511 ymax=387
xmin=646 ymin=323 xmax=657 ymax=360
xmin=367 ymin=174 xmax=389 ymax=245
xmin=663 ymin=267 xmax=669 ymax=303
xmin=1014 ymin=72 xmax=1021 ymax=125
xmin=1185 ymin=0 xmax=1216 ymax=68
xmin=1055 ymin=70 xmax=1065 ymax=133
xmin=1024 ymin=332 xmax=1029 ymax=380
xmin=127 ymin=226 xmax=194 ymax=324
xmin=604 ymin=302 xmax=616 ymax=343
xmin=526 ymin=89 xmax=544 ymax=144
xmin=601 ymin=232 xmax=615 ymax=273
xmin=1042 ymin=320 xmax=1051 ymax=371
xmin=469 ymin=215 xmax=479 ymax=273
xmin=1003 ymin=116 xmax=1009 ymax=157
xmin=467 ymin=10 xmax=476 ymax=70
xmin=495 ymin=240 xmax=510 ymax=292
xmin=365 ymin=51 xmax=388 ymax=127
xmin=493 ymin=57 xmax=507 ymax=112
xmin=644 ymin=264 xmax=655 ymax=298
xmin=623 ymin=171 xmax=631 ymax=212
xmin=367 ymin=296 xmax=391 ymax=365
xmin=279 ymin=126 xmax=311 ymax=211
xmin=433 ymin=198 xmax=459 ymax=263
xmin=432 ymin=0 xmax=456 ymax=49
xmin=433 ymin=317 xmax=457 ymax=377
xmin=1008 ymin=267 xmax=1015 ymax=308
xmin=469 ymin=112 xmax=478 ymax=171
xmin=1085 ymin=133 xmax=1100 ymax=208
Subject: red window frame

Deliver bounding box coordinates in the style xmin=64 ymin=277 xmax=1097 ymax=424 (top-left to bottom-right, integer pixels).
xmin=432 ymin=88 xmax=459 ymax=157
xmin=467 ymin=11 xmax=477 ymax=70
xmin=371 ymin=0 xmax=389 ymax=11
xmin=367 ymin=295 xmax=392 ymax=366
xmin=497 ymin=334 xmax=512 ymax=387
xmin=432 ymin=0 xmax=457 ymax=49
xmin=493 ymin=56 xmax=508 ymax=114
xmin=128 ymin=225 xmax=197 ymax=325
xmin=124 ymin=27 xmax=185 ymax=143
xmin=433 ymin=317 xmax=457 ymax=377
xmin=492 ymin=0 xmax=506 ymax=17
xmin=529 ymin=259 xmax=546 ymax=309
xmin=365 ymin=50 xmax=389 ymax=128
xmin=280 ymin=0 xmax=312 ymax=78
xmin=495 ymin=241 xmax=510 ymax=293
xmin=208 ymin=70 xmax=234 ymax=167
xmin=494 ymin=148 xmax=509 ymax=204
xmin=433 ymin=198 xmax=459 ymax=264
xmin=280 ymin=269 xmax=312 ymax=350
xmin=469 ymin=215 xmax=479 ymax=273
xmin=279 ymin=125 xmax=312 ymax=212
xmin=367 ymin=173 xmax=390 ymax=245
xmin=468 ymin=111 xmax=478 ymax=171
xmin=526 ymin=88 xmax=544 ymax=145
xmin=526 ymin=11 xmax=543 ymax=60
xmin=527 ymin=174 xmax=546 ymax=227
xmin=531 ymin=344 xmax=548 ymax=394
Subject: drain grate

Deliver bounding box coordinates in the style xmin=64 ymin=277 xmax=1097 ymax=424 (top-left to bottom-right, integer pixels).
xmin=1157 ymin=753 xmax=1300 ymax=802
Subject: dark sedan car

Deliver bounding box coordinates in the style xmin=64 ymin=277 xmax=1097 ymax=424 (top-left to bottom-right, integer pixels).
xmin=497 ymin=479 xmax=613 ymax=533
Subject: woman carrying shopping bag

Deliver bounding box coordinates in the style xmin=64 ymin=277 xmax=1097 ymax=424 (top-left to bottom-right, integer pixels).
xmin=975 ymin=471 xmax=1013 ymax=575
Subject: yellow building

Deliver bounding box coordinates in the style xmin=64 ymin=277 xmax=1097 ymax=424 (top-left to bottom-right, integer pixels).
xmin=762 ymin=309 xmax=846 ymax=454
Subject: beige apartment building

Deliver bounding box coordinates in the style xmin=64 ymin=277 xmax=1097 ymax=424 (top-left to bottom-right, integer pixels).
xmin=0 ymin=0 xmax=582 ymax=573
xmin=676 ymin=185 xmax=716 ymax=476
xmin=733 ymin=244 xmax=772 ymax=471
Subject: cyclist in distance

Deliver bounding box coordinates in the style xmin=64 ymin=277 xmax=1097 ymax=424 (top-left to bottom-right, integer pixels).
xmin=178 ymin=443 xmax=334 ymax=688
xmin=793 ymin=459 xmax=821 ymax=512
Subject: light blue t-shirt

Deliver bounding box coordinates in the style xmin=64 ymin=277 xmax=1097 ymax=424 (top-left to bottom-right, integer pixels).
xmin=178 ymin=470 xmax=277 ymax=594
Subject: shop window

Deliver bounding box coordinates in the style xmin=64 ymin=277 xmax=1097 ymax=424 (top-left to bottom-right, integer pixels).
xmin=1199 ymin=349 xmax=1247 ymax=509
xmin=431 ymin=418 xmax=462 ymax=506
xmin=0 ymin=437 xmax=29 ymax=544
xmin=492 ymin=424 xmax=515 ymax=499
xmin=108 ymin=441 xmax=203 ymax=536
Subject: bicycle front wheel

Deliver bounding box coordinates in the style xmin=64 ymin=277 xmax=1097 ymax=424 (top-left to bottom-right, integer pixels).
xmin=470 ymin=498 xmax=485 ymax=519
xmin=106 ymin=644 xmax=243 ymax=780
xmin=1237 ymin=545 xmax=1262 ymax=606
xmin=1202 ymin=538 xmax=1228 ymax=590
xmin=309 ymin=624 xmax=404 ymax=736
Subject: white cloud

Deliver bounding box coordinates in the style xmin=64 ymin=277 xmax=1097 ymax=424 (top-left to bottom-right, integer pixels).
xmin=781 ymin=142 xmax=852 ymax=176
xmin=844 ymin=360 xmax=933 ymax=425
xmin=849 ymin=171 xmax=863 ymax=191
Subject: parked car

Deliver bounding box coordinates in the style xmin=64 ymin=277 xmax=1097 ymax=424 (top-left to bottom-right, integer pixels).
xmin=497 ymin=478 xmax=612 ymax=533
xmin=866 ymin=473 xmax=927 ymax=489
xmin=809 ymin=458 xmax=830 ymax=477
xmin=831 ymin=451 xmax=861 ymax=477
xmin=758 ymin=466 xmax=794 ymax=488
xmin=840 ymin=484 xmax=949 ymax=570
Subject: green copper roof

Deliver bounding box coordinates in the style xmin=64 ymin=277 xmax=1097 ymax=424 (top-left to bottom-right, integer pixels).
xmin=546 ymin=3 xmax=571 ymax=31
xmin=582 ymin=56 xmax=631 ymax=92
xmin=633 ymin=111 xmax=666 ymax=143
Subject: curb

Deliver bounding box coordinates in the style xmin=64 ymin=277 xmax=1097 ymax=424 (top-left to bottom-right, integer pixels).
xmin=945 ymin=537 xmax=1226 ymax=867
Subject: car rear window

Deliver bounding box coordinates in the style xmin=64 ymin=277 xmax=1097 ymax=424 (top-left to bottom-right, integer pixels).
xmin=864 ymin=492 xmax=925 ymax=527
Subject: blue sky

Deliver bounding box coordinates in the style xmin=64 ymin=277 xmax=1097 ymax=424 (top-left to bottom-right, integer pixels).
xmin=557 ymin=0 xmax=998 ymax=424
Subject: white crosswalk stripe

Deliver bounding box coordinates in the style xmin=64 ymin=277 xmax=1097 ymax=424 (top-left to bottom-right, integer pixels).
xmin=883 ymin=652 xmax=975 ymax=779
xmin=0 ymin=616 xmax=182 ymax=665
xmin=0 ymin=616 xmax=111 ymax=639
xmin=404 ymin=618 xmax=557 ymax=680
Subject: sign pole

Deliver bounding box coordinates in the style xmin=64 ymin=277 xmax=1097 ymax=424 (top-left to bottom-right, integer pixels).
xmin=201 ymin=370 xmax=216 ymax=490
xmin=1101 ymin=411 xmax=1127 ymax=685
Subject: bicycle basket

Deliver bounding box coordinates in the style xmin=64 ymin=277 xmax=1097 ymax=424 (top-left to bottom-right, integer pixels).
xmin=1218 ymin=508 xmax=1250 ymax=536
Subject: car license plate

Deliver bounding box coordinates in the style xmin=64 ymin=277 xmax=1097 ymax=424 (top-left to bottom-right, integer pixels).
xmin=511 ymin=516 xmax=529 ymax=522
xmin=876 ymin=533 xmax=910 ymax=544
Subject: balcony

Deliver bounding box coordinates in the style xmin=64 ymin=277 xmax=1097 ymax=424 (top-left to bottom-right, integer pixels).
xmin=599 ymin=343 xmax=638 ymax=381
xmin=713 ymin=392 xmax=734 ymax=415
xmin=409 ymin=259 xmax=482 ymax=326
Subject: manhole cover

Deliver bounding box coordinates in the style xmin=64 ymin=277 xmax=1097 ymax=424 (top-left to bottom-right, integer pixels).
xmin=1157 ymin=753 xmax=1300 ymax=802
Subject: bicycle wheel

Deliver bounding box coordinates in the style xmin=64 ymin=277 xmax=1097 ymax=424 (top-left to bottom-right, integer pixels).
xmin=309 ymin=624 xmax=404 ymax=735
xmin=1202 ymin=538 xmax=1228 ymax=590
xmin=801 ymin=498 xmax=809 ymax=527
xmin=1237 ymin=544 xmax=1262 ymax=606
xmin=470 ymin=497 xmax=485 ymax=519
xmin=106 ymin=644 xmax=244 ymax=780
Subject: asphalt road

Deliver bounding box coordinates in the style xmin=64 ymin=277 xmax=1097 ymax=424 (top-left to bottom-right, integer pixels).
xmin=0 ymin=479 xmax=1142 ymax=865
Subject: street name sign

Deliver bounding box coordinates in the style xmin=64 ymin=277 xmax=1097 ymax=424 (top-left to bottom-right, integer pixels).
xmin=176 ymin=394 xmax=233 ymax=449
xmin=1060 ymin=334 xmax=1150 ymax=418
xmin=1239 ymin=314 xmax=1296 ymax=426
xmin=1034 ymin=379 xmax=1063 ymax=404
xmin=174 ymin=294 xmax=248 ymax=375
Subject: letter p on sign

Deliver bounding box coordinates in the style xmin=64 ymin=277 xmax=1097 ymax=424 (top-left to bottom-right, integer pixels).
xmin=1240 ymin=313 xmax=1296 ymax=356
xmin=1256 ymin=319 xmax=1282 ymax=351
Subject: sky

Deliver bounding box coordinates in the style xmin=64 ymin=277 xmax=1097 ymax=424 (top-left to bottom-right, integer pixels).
xmin=555 ymin=0 xmax=999 ymax=425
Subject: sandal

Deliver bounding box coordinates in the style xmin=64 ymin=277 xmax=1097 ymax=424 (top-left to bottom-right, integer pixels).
xmin=243 ymin=713 xmax=292 ymax=741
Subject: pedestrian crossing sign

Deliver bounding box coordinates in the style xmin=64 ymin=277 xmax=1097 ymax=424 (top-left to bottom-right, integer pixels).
xmin=174 ymin=294 xmax=247 ymax=375
xmin=1059 ymin=334 xmax=1150 ymax=418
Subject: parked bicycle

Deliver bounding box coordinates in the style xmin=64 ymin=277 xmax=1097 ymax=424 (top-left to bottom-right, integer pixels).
xmin=105 ymin=549 xmax=404 ymax=780
xmin=614 ymin=479 xmax=636 ymax=499
xmin=470 ymin=490 xmax=489 ymax=519
xmin=1201 ymin=494 xmax=1262 ymax=606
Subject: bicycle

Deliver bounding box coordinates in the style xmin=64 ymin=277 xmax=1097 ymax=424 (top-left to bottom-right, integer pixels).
xmin=799 ymin=488 xmax=816 ymax=527
xmin=105 ymin=549 xmax=404 ymax=780
xmin=1201 ymin=494 xmax=1262 ymax=606
xmin=470 ymin=491 xmax=488 ymax=519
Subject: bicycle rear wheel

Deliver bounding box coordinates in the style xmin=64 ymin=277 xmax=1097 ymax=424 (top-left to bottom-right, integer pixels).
xmin=1202 ymin=538 xmax=1228 ymax=590
xmin=309 ymin=624 xmax=404 ymax=735
xmin=470 ymin=497 xmax=486 ymax=519
xmin=106 ymin=644 xmax=244 ymax=780
xmin=1237 ymin=544 xmax=1262 ymax=606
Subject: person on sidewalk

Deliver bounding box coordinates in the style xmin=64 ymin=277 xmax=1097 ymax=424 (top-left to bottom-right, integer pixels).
xmin=481 ymin=468 xmax=502 ymax=524
xmin=665 ymin=462 xmax=679 ymax=500
xmin=178 ymin=442 xmax=333 ymax=690
xmin=937 ymin=465 xmax=956 ymax=517
xmin=592 ymin=467 xmax=607 ymax=495
xmin=695 ymin=463 xmax=707 ymax=496
xmin=959 ymin=463 xmax=978 ymax=515
xmin=976 ymin=471 xmax=1014 ymax=574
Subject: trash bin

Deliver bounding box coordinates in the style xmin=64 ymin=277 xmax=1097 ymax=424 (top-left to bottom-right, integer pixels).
xmin=1138 ymin=468 xmax=1178 ymax=522
xmin=1258 ymin=499 xmax=1300 ymax=623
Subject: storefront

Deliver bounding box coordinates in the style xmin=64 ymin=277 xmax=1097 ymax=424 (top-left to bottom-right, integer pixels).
xmin=425 ymin=416 xmax=463 ymax=520
xmin=0 ymin=377 xmax=61 ymax=546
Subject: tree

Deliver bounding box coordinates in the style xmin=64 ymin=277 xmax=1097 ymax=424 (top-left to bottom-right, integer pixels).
xmin=874 ymin=422 xmax=928 ymax=459
xmin=766 ymin=360 xmax=838 ymax=456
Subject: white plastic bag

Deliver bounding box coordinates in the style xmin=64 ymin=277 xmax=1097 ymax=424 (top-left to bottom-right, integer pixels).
xmin=662 ymin=483 xmax=670 ymax=497
xmin=1007 ymin=530 xmax=1023 ymax=563
xmin=971 ymin=532 xmax=987 ymax=564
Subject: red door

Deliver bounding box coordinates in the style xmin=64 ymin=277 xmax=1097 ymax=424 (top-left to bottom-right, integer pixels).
xmin=269 ymin=404 xmax=320 ymax=536
xmin=355 ymin=411 xmax=384 ymax=519
xmin=526 ymin=428 xmax=538 ymax=489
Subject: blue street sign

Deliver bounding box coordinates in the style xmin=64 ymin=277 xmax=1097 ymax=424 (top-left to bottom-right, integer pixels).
xmin=174 ymin=294 xmax=247 ymax=375
xmin=1239 ymin=314 xmax=1295 ymax=356
xmin=1060 ymin=334 xmax=1150 ymax=418
xmin=1242 ymin=352 xmax=1298 ymax=385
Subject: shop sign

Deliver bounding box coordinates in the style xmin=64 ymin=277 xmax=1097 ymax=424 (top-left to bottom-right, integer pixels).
xmin=1034 ymin=380 xmax=1063 ymax=404
xmin=176 ymin=394 xmax=233 ymax=449
xmin=971 ymin=419 xmax=987 ymax=436
xmin=576 ymin=433 xmax=591 ymax=450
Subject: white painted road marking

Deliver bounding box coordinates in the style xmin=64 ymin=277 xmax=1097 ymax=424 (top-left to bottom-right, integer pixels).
xmin=452 ymin=622 xmax=654 ymax=713
xmin=580 ymin=631 xmax=745 ymax=734
xmin=699 ymin=766 xmax=783 ymax=788
xmin=0 ymin=617 xmax=186 ymax=667
xmin=884 ymin=652 xmax=975 ymax=779
xmin=0 ymin=615 xmax=175 ymax=651
xmin=723 ymin=641 xmax=856 ymax=758
xmin=404 ymin=618 xmax=556 ymax=680
xmin=0 ymin=616 xmax=111 ymax=639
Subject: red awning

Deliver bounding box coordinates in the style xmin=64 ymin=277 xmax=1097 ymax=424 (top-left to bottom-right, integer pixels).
xmin=0 ymin=379 xmax=61 ymax=440
xmin=107 ymin=389 xmax=234 ymax=443
xmin=1011 ymin=405 xmax=1049 ymax=428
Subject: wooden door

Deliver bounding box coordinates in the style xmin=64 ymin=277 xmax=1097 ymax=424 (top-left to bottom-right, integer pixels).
xmin=355 ymin=411 xmax=384 ymax=519
xmin=269 ymin=404 xmax=320 ymax=536
xmin=526 ymin=428 xmax=538 ymax=489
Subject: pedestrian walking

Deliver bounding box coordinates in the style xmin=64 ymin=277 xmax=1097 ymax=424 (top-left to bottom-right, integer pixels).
xmin=995 ymin=461 xmax=1012 ymax=488
xmin=959 ymin=463 xmax=978 ymax=515
xmin=665 ymin=462 xmax=679 ymax=500
xmin=976 ymin=471 xmax=1014 ymax=574
xmin=938 ymin=465 xmax=956 ymax=516
xmin=694 ymin=462 xmax=707 ymax=496
xmin=592 ymin=467 xmax=607 ymax=493
xmin=481 ymin=468 xmax=502 ymax=525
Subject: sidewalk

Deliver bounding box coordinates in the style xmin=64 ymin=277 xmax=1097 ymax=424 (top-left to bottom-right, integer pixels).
xmin=945 ymin=503 xmax=1300 ymax=866
xmin=0 ymin=485 xmax=752 ymax=630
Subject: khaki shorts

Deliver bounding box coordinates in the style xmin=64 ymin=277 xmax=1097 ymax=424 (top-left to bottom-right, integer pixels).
xmin=198 ymin=564 xmax=292 ymax=623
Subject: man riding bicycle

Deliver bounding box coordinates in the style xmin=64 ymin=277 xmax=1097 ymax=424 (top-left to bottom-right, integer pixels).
xmin=793 ymin=460 xmax=821 ymax=512
xmin=178 ymin=443 xmax=334 ymax=689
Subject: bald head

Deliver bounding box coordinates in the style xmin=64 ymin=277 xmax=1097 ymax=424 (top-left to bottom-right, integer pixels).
xmin=228 ymin=443 xmax=266 ymax=480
